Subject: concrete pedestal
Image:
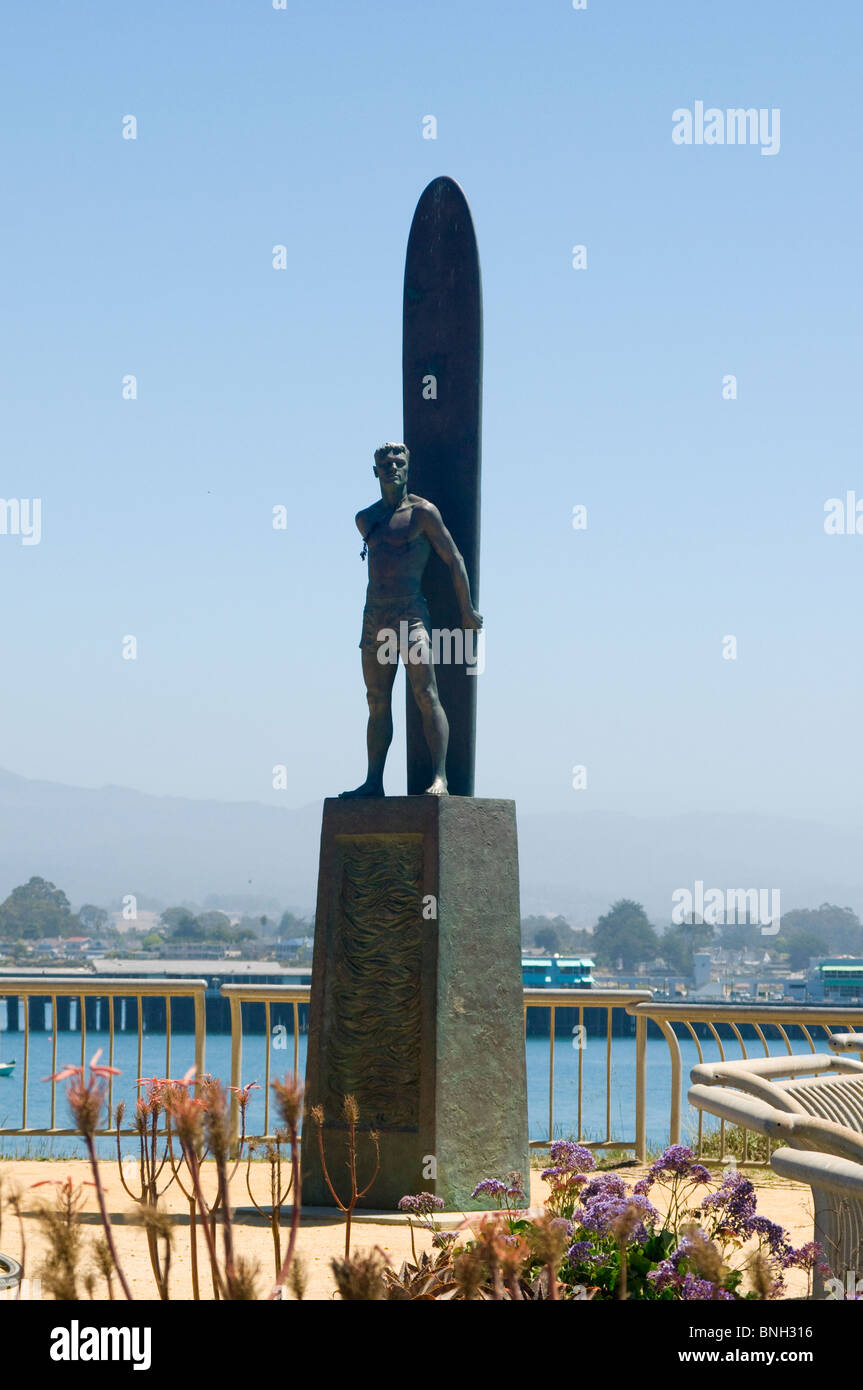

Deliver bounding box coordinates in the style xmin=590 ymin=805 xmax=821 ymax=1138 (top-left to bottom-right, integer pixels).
xmin=301 ymin=796 xmax=528 ymax=1210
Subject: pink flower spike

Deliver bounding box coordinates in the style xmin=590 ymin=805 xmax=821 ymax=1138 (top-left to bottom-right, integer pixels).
xmin=42 ymin=1064 xmax=82 ymax=1083
xmin=89 ymin=1048 xmax=104 ymax=1069
xmin=31 ymin=1178 xmax=95 ymax=1189
xmin=91 ymin=1063 xmax=122 ymax=1078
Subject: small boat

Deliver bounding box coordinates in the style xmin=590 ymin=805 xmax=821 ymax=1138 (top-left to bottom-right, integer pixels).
xmin=0 ymin=1060 xmax=15 ymax=1077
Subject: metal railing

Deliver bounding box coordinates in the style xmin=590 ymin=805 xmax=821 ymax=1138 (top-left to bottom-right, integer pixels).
xmin=522 ymin=988 xmax=652 ymax=1158
xmin=3 ymin=976 xmax=863 ymax=1168
xmin=221 ymin=983 xmax=307 ymax=1140
xmin=220 ymin=983 xmax=653 ymax=1157
xmin=0 ymin=978 xmax=206 ymax=1137
xmin=627 ymin=999 xmax=863 ymax=1166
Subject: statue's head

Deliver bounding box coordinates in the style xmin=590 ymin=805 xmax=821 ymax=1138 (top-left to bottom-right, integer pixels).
xmin=373 ymin=442 xmax=409 ymax=486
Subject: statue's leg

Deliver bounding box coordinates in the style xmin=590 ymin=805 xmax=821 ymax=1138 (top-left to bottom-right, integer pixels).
xmin=404 ymin=639 xmax=449 ymax=795
xmin=339 ymin=646 xmax=398 ymax=798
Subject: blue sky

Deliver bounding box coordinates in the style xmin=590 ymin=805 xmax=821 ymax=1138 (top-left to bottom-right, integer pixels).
xmin=0 ymin=0 xmax=860 ymax=823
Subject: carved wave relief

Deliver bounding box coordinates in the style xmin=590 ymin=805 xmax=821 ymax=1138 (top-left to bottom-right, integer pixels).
xmin=325 ymin=833 xmax=423 ymax=1129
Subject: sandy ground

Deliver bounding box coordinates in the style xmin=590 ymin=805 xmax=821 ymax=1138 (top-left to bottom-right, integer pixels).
xmin=0 ymin=1158 xmax=815 ymax=1301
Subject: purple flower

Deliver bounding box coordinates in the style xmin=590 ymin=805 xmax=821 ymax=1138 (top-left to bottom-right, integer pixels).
xmin=648 ymin=1258 xmax=683 ymax=1292
xmin=749 ymin=1215 xmax=790 ymax=1259
xmin=638 ymin=1145 xmax=712 ymax=1192
xmin=548 ymin=1217 xmax=574 ymax=1237
xmin=651 ymin=1144 xmax=698 ymax=1174
xmin=648 ymin=1229 xmax=736 ymax=1298
xmin=688 ymin=1165 xmax=713 ymax=1185
xmin=647 ymin=1228 xmax=708 ymax=1290
xmin=549 ymin=1140 xmax=596 ymax=1171
xmin=504 ymin=1171 xmax=526 ymax=1201
xmin=567 ymin=1239 xmax=595 ymax=1263
xmin=575 ymin=1191 xmax=659 ymax=1245
xmin=783 ymin=1241 xmax=830 ymax=1276
xmin=681 ymin=1273 xmax=732 ymax=1301
xmin=542 ymin=1166 xmax=588 ymax=1186
xmin=471 ymin=1175 xmax=524 ymax=1204
xmin=471 ymin=1178 xmax=507 ymax=1201
xmin=700 ymin=1169 xmax=757 ymax=1237
xmin=398 ymin=1192 xmax=445 ymax=1216
xmin=577 ymin=1171 xmax=628 ymax=1205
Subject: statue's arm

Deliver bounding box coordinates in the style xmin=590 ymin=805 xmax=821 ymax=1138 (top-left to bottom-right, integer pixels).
xmin=418 ymin=505 xmax=483 ymax=630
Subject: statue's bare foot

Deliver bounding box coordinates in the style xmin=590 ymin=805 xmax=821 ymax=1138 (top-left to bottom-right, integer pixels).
xmin=339 ymin=779 xmax=384 ymax=799
xmin=424 ymin=776 xmax=449 ymax=796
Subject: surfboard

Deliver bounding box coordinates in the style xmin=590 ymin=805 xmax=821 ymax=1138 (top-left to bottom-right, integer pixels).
xmin=402 ymin=176 xmax=483 ymax=796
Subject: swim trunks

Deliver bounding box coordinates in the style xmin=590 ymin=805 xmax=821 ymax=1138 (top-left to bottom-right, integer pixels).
xmin=359 ymin=593 xmax=432 ymax=655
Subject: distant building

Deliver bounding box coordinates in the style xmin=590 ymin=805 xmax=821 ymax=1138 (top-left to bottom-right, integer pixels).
xmin=110 ymin=908 xmax=163 ymax=936
xmin=156 ymin=943 xmax=238 ymax=960
xmin=805 ymin=958 xmax=863 ymax=1003
xmin=689 ymin=979 xmax=727 ymax=1001
xmin=34 ymin=937 xmax=105 ymax=959
xmin=90 ymin=958 xmax=312 ymax=986
xmin=273 ymin=937 xmax=314 ymax=959
xmin=521 ymin=957 xmax=594 ymax=989
xmin=693 ymin=951 xmax=712 ymax=989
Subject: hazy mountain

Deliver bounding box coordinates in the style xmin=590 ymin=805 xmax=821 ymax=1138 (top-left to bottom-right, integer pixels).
xmin=0 ymin=768 xmax=860 ymax=926
xmin=0 ymin=768 xmax=317 ymax=917
xmin=516 ymin=809 xmax=863 ymax=928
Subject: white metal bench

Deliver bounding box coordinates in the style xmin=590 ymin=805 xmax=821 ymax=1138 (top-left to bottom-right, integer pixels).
xmin=688 ymin=1038 xmax=863 ymax=1296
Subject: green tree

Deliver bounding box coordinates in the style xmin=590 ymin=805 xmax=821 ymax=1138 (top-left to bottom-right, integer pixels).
xmin=168 ymin=919 xmax=203 ymax=941
xmin=592 ymin=900 xmax=659 ymax=971
xmin=778 ymin=928 xmax=829 ymax=971
xmin=521 ymin=914 xmax=572 ymax=950
xmin=160 ymin=906 xmax=199 ymax=935
xmin=157 ymin=907 xmax=259 ymax=948
xmin=779 ymin=905 xmax=862 ymax=955
xmin=0 ymin=877 xmax=80 ymax=940
xmin=278 ymin=910 xmax=310 ymax=938
xmin=660 ymin=921 xmax=715 ymax=974
xmin=195 ymin=911 xmax=233 ymax=941
xmin=716 ymin=921 xmax=756 ymax=952
xmin=78 ymin=904 xmax=108 ymax=934
xmin=534 ymin=925 xmax=563 ymax=955
xmin=196 ymin=910 xmax=231 ymax=931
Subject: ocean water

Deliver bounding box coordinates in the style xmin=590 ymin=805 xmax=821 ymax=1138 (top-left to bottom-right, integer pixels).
xmin=0 ymin=1027 xmax=822 ymax=1160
